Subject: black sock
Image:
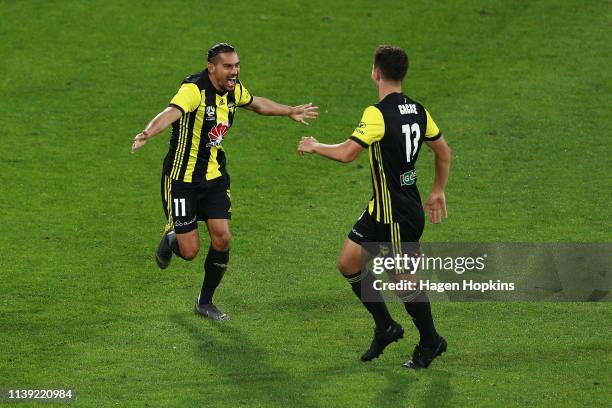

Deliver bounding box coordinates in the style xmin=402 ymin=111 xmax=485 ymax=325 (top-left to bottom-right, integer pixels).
xmin=345 ymin=271 xmax=393 ymax=331
xmin=403 ymin=291 xmax=437 ymax=347
xmin=167 ymin=231 xmax=182 ymax=257
xmin=199 ymin=245 xmax=229 ymax=305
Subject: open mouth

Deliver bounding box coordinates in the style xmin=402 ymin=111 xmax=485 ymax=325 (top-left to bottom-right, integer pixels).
xmin=227 ymin=77 xmax=237 ymax=87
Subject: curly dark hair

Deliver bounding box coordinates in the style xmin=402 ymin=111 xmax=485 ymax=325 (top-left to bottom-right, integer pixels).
xmin=374 ymin=45 xmax=409 ymax=81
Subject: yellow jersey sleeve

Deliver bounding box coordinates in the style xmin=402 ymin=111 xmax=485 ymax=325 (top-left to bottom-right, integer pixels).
xmin=350 ymin=106 xmax=385 ymax=147
xmin=425 ymin=109 xmax=441 ymax=139
xmin=169 ymin=83 xmax=201 ymax=114
xmin=236 ymin=82 xmax=253 ymax=107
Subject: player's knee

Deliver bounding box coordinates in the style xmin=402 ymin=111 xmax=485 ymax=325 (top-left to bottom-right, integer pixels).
xmin=180 ymin=242 xmax=200 ymax=260
xmin=180 ymin=248 xmax=198 ymax=261
xmin=211 ymin=231 xmax=232 ymax=251
xmin=337 ymin=258 xmax=354 ymax=275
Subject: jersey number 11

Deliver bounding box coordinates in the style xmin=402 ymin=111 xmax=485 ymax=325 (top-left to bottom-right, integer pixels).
xmin=173 ymin=198 xmax=186 ymax=217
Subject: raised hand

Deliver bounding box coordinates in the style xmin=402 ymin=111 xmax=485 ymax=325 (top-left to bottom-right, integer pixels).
xmin=289 ymin=103 xmax=319 ymax=125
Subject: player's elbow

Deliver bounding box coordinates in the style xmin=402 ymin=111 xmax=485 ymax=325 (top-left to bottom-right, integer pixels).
xmin=252 ymin=105 xmax=267 ymax=115
xmin=339 ymin=149 xmax=359 ymax=163
xmin=436 ymin=144 xmax=452 ymax=162
xmin=250 ymin=101 xmax=270 ymax=116
xmin=443 ymin=145 xmax=452 ymax=161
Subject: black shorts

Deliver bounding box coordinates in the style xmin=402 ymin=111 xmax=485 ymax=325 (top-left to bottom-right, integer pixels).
xmin=348 ymin=207 xmax=424 ymax=247
xmin=161 ymin=172 xmax=231 ymax=234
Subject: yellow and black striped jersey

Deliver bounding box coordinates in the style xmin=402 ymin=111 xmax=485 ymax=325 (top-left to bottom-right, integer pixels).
xmin=163 ymin=69 xmax=253 ymax=183
xmin=350 ymin=92 xmax=441 ymax=224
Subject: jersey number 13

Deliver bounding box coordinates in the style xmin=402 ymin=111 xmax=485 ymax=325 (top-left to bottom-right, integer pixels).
xmin=402 ymin=123 xmax=421 ymax=163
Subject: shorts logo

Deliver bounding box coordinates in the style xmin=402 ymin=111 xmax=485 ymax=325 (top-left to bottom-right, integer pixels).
xmin=174 ymin=216 xmax=197 ymax=227
xmin=351 ymin=228 xmax=364 ymax=238
xmin=400 ymin=170 xmax=417 ymax=186
xmin=207 ymin=122 xmax=230 ymax=147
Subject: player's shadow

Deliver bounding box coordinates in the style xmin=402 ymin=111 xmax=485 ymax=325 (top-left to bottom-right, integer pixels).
xmin=373 ymin=367 xmax=452 ymax=408
xmin=421 ymin=369 xmax=453 ymax=408
xmin=172 ymin=303 xmax=452 ymax=407
xmin=171 ymin=313 xmax=324 ymax=408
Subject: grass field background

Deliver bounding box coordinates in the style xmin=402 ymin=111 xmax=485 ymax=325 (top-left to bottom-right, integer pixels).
xmin=1 ymin=0 xmax=610 ymax=406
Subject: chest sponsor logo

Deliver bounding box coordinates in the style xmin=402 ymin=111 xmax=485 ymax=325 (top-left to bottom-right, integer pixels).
xmin=207 ymin=122 xmax=230 ymax=147
xmin=398 ymin=104 xmax=417 ymax=115
xmin=400 ymin=169 xmax=417 ymax=186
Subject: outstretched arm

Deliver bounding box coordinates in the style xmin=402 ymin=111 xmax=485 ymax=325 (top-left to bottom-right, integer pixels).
xmin=246 ymin=97 xmax=318 ymax=125
xmin=297 ymin=136 xmax=363 ymax=163
xmin=424 ymin=135 xmax=452 ymax=223
xmin=131 ymin=106 xmax=182 ymax=154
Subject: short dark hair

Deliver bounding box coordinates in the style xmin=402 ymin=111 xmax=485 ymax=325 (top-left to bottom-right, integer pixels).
xmin=207 ymin=43 xmax=236 ymax=62
xmin=374 ymin=45 xmax=409 ymax=82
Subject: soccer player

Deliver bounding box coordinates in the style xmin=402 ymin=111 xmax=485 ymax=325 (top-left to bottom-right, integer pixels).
xmin=297 ymin=45 xmax=451 ymax=369
xmin=132 ymin=43 xmax=318 ymax=320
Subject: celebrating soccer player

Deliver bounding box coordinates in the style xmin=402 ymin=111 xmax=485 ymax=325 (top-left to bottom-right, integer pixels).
xmin=298 ymin=45 xmax=451 ymax=369
xmin=132 ymin=43 xmax=318 ymax=320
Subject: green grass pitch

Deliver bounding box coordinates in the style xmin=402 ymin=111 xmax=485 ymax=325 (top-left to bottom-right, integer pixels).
xmin=1 ymin=1 xmax=610 ymax=406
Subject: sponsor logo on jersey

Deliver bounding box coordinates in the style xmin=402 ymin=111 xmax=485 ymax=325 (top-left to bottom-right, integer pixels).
xmin=400 ymin=169 xmax=417 ymax=186
xmin=207 ymin=122 xmax=230 ymax=147
xmin=398 ymin=104 xmax=417 ymax=115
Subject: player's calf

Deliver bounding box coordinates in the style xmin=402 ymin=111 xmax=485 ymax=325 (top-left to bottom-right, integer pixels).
xmin=156 ymin=228 xmax=200 ymax=268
